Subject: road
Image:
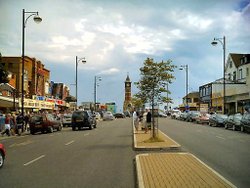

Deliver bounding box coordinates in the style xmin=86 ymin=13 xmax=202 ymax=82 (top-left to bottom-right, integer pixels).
xmin=1 ymin=117 xmax=249 ymax=188
xmin=0 ymin=119 xmax=136 ymax=188
xmin=158 ymin=117 xmax=250 ymax=188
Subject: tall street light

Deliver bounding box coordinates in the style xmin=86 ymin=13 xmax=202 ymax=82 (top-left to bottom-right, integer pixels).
xmin=94 ymin=76 xmax=102 ymax=111
xmin=211 ymin=36 xmax=226 ymax=114
xmin=75 ymin=56 xmax=86 ymax=108
xmin=22 ymin=9 xmax=42 ymax=118
xmin=179 ymin=65 xmax=189 ymax=110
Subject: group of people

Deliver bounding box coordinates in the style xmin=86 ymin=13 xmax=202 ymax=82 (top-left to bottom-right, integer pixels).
xmin=0 ymin=112 xmax=29 ymax=137
xmin=133 ymin=109 xmax=152 ymax=133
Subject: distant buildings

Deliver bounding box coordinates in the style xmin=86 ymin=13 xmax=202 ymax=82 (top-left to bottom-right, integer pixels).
xmin=0 ymin=56 xmax=70 ymax=113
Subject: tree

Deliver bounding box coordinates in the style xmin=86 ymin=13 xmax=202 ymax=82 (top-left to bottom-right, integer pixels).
xmin=131 ymin=96 xmax=144 ymax=110
xmin=135 ymin=57 xmax=176 ymax=138
xmin=0 ymin=53 xmax=9 ymax=83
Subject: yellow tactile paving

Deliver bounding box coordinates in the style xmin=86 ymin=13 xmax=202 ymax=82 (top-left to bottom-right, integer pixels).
xmin=136 ymin=153 xmax=236 ymax=188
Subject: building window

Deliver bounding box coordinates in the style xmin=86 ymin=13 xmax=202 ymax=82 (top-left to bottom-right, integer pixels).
xmin=239 ymin=69 xmax=243 ymax=79
xmin=233 ymin=71 xmax=236 ymax=81
xmin=245 ymin=56 xmax=248 ymax=63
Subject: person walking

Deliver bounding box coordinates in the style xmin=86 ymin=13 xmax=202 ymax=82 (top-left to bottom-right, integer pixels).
xmin=1 ymin=114 xmax=11 ymax=136
xmin=133 ymin=110 xmax=139 ymax=132
xmin=145 ymin=109 xmax=152 ymax=133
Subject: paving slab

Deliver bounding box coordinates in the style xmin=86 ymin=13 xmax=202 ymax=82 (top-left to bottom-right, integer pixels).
xmin=136 ymin=153 xmax=236 ymax=188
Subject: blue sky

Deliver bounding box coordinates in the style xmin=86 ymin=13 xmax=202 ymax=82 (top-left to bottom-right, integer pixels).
xmin=0 ymin=0 xmax=250 ymax=111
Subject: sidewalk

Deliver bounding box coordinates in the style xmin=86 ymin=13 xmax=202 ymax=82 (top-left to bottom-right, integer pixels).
xmin=133 ymin=126 xmax=236 ymax=188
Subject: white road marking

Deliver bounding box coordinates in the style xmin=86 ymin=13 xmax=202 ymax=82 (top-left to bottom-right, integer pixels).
xmin=24 ymin=155 xmax=45 ymax=166
xmin=65 ymin=140 xmax=75 ymax=146
xmin=84 ymin=133 xmax=90 ymax=136
xmin=9 ymin=140 xmax=33 ymax=148
xmin=216 ymin=136 xmax=226 ymax=140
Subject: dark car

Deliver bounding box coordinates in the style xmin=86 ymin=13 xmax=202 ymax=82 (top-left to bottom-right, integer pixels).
xmin=225 ymin=113 xmax=242 ymax=131
xmin=186 ymin=111 xmax=200 ymax=122
xmin=71 ymin=110 xmax=97 ymax=131
xmin=209 ymin=114 xmax=228 ymax=127
xmin=29 ymin=114 xmax=62 ymax=134
xmin=114 ymin=113 xmax=126 ymax=118
xmin=0 ymin=143 xmax=6 ymax=169
xmin=241 ymin=113 xmax=250 ymax=133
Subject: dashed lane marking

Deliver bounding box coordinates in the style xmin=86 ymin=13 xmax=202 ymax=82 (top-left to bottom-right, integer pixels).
xmin=23 ymin=155 xmax=45 ymax=166
xmin=65 ymin=140 xmax=75 ymax=146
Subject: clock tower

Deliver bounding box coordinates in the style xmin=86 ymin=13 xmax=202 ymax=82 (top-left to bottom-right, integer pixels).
xmin=123 ymin=74 xmax=132 ymax=112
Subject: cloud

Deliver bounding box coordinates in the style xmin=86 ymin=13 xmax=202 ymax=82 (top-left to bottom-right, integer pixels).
xmin=99 ymin=68 xmax=120 ymax=75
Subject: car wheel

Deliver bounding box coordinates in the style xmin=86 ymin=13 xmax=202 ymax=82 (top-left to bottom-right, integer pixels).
xmin=72 ymin=126 xmax=76 ymax=131
xmin=89 ymin=124 xmax=92 ymax=130
xmin=225 ymin=124 xmax=228 ymax=129
xmin=48 ymin=126 xmax=53 ymax=133
xmin=57 ymin=125 xmax=62 ymax=131
xmin=0 ymin=151 xmax=4 ymax=168
xmin=232 ymin=125 xmax=236 ymax=131
xmin=30 ymin=129 xmax=35 ymax=135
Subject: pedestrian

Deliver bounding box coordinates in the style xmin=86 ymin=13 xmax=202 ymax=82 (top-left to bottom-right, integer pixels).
xmin=145 ymin=109 xmax=152 ymax=133
xmin=133 ymin=110 xmax=139 ymax=132
xmin=1 ymin=114 xmax=11 ymax=136
xmin=0 ymin=112 xmax=5 ymax=132
xmin=10 ymin=113 xmax=17 ymax=136
xmin=142 ymin=110 xmax=148 ymax=131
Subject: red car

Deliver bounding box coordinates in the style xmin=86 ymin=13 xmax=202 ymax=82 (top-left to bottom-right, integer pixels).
xmin=0 ymin=143 xmax=6 ymax=168
xmin=29 ymin=113 xmax=62 ymax=134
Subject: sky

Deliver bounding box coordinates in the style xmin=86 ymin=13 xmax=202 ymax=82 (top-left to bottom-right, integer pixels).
xmin=0 ymin=0 xmax=250 ymax=112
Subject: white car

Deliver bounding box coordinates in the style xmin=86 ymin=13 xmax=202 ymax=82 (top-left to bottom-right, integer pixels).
xmin=62 ymin=113 xmax=72 ymax=127
xmin=103 ymin=111 xmax=115 ymax=121
xmin=171 ymin=110 xmax=181 ymax=119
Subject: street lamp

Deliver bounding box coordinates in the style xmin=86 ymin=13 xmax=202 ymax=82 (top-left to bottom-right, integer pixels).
xmin=75 ymin=56 xmax=86 ymax=108
xmin=21 ymin=9 xmax=42 ymax=118
xmin=94 ymin=76 xmax=102 ymax=111
xmin=179 ymin=65 xmax=189 ymax=110
xmin=211 ymin=36 xmax=226 ymax=114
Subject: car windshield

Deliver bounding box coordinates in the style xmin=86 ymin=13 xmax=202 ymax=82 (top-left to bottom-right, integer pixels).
xmin=30 ymin=116 xmax=43 ymax=123
xmin=217 ymin=114 xmax=228 ymax=119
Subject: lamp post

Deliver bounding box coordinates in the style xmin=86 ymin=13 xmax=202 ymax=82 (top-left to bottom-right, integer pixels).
xmin=21 ymin=9 xmax=42 ymax=118
xmin=75 ymin=56 xmax=86 ymax=108
xmin=179 ymin=64 xmax=189 ymax=110
xmin=211 ymin=36 xmax=226 ymax=114
xmin=94 ymin=76 xmax=102 ymax=111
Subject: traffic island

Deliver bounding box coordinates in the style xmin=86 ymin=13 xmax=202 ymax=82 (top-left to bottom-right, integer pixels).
xmin=136 ymin=153 xmax=236 ymax=188
xmin=133 ymin=128 xmax=181 ymax=151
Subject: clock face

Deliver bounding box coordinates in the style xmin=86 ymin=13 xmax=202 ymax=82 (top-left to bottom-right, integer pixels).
xmin=126 ymin=83 xmax=130 ymax=87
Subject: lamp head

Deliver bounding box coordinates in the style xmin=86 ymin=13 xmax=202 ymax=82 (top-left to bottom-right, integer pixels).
xmin=211 ymin=41 xmax=218 ymax=46
xmin=33 ymin=15 xmax=42 ymax=23
xmin=81 ymin=59 xmax=86 ymax=64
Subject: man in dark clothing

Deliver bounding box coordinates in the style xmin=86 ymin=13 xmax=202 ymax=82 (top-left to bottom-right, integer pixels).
xmin=145 ymin=110 xmax=152 ymax=133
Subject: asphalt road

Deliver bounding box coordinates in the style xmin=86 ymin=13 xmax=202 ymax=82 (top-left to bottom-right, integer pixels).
xmin=0 ymin=119 xmax=136 ymax=188
xmin=158 ymin=117 xmax=250 ymax=188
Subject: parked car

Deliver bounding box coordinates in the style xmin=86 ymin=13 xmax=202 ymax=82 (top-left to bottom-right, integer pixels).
xmin=62 ymin=113 xmax=72 ymax=127
xmin=240 ymin=113 xmax=250 ymax=133
xmin=0 ymin=143 xmax=6 ymax=169
xmin=225 ymin=113 xmax=242 ymax=131
xmin=179 ymin=112 xmax=188 ymax=121
xmin=29 ymin=114 xmax=62 ymax=134
xmin=186 ymin=111 xmax=200 ymax=122
xmin=195 ymin=113 xmax=210 ymax=124
xmin=103 ymin=111 xmax=115 ymax=121
xmin=171 ymin=110 xmax=181 ymax=119
xmin=94 ymin=112 xmax=101 ymax=121
xmin=114 ymin=113 xmax=126 ymax=118
xmin=209 ymin=114 xmax=228 ymax=127
xmin=71 ymin=110 xmax=97 ymax=130
xmin=158 ymin=112 xmax=168 ymax=118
